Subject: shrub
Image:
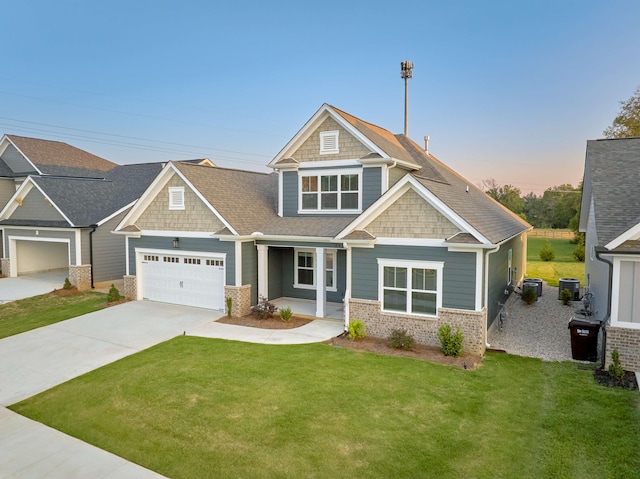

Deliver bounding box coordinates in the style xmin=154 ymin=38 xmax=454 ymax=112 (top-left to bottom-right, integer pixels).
xmin=437 ymin=323 xmax=464 ymax=357
xmin=251 ymin=296 xmax=277 ymax=319
xmin=348 ymin=319 xmax=366 ymax=341
xmin=560 ymin=288 xmax=573 ymax=306
xmin=279 ymin=307 xmax=293 ymax=322
xmin=107 ymin=284 xmax=122 ymax=302
xmin=608 ymin=349 xmax=624 ymax=379
xmin=574 ymin=236 xmax=585 ymax=262
xmin=521 ymin=287 xmax=537 ymax=305
xmin=225 ymin=297 xmax=233 ymax=318
xmin=63 ymin=278 xmax=72 ymax=290
xmin=388 ymin=329 xmax=415 ymax=351
xmin=539 ymin=240 xmax=555 ymax=261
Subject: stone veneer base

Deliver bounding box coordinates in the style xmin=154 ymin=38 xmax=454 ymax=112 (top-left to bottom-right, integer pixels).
xmin=349 ymin=298 xmax=487 ymax=356
xmin=224 ymin=285 xmax=252 ymax=317
xmin=123 ymin=275 xmax=137 ymax=300
xmin=69 ymin=264 xmax=92 ymax=291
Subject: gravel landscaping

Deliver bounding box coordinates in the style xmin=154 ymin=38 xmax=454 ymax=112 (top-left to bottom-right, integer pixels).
xmin=488 ymin=283 xmax=586 ymax=362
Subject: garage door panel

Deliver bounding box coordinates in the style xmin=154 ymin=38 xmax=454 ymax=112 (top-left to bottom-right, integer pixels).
xmin=140 ymin=252 xmax=225 ymax=310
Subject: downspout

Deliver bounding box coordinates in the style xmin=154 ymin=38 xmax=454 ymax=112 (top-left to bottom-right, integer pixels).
xmin=89 ymin=224 xmax=98 ymax=289
xmin=483 ymin=245 xmax=501 ymax=349
xmin=594 ymin=248 xmax=613 ymax=369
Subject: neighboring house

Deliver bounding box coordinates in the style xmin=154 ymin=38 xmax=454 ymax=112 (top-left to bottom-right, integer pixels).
xmin=0 ymin=134 xmax=185 ymax=288
xmin=580 ymin=137 xmax=640 ymax=371
xmin=115 ymin=104 xmax=530 ymax=355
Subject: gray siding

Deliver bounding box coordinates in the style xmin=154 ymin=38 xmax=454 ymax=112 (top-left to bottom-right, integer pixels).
xmin=362 ymin=167 xmax=381 ymax=209
xmin=3 ymin=227 xmax=77 ymax=265
xmin=281 ymin=167 xmax=381 ymax=217
xmin=91 ymin=211 xmax=129 ymax=282
xmin=351 ymin=244 xmax=476 ymax=310
xmin=128 ymin=236 xmax=236 ymax=286
xmin=0 ymin=145 xmax=34 ymax=174
xmin=9 ymin=189 xmax=66 ymax=222
xmin=487 ymin=235 xmax=525 ymax=327
xmin=282 ymin=171 xmax=298 ymax=216
xmin=241 ymin=241 xmax=258 ymax=304
xmin=268 ymin=246 xmax=345 ymax=303
xmin=0 ymin=179 xmax=16 ymax=211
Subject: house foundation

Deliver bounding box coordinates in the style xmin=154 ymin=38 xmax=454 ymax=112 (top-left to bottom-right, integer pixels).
xmin=349 ymin=298 xmax=487 ymax=356
xmin=0 ymin=258 xmax=9 ymax=276
xmin=123 ymin=275 xmax=137 ymax=300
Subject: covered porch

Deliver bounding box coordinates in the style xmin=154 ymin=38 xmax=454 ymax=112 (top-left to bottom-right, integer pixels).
xmin=271 ymin=297 xmax=344 ymax=321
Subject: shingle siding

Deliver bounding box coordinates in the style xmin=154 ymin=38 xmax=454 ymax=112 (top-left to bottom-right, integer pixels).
xmin=291 ymin=117 xmax=371 ymax=162
xmin=364 ymin=188 xmax=461 ymax=239
xmin=136 ymin=174 xmax=224 ymax=232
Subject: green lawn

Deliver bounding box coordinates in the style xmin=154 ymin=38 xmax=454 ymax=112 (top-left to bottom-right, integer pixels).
xmin=0 ymin=291 xmax=108 ymax=339
xmin=527 ymin=237 xmax=585 ymax=286
xmin=11 ymin=337 xmax=640 ymax=479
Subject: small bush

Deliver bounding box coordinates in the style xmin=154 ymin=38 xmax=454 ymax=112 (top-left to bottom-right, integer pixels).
xmin=388 ymin=329 xmax=415 ymax=351
xmin=63 ymin=278 xmax=72 ymax=290
xmin=225 ymin=297 xmax=233 ymax=318
xmin=521 ymin=287 xmax=537 ymax=305
xmin=107 ymin=284 xmax=122 ymax=302
xmin=574 ymin=236 xmax=585 ymax=262
xmin=348 ymin=319 xmax=366 ymax=341
xmin=251 ymin=296 xmax=277 ymax=319
xmin=608 ymin=349 xmax=624 ymax=379
xmin=539 ymin=240 xmax=555 ymax=261
xmin=279 ymin=307 xmax=293 ymax=322
xmin=560 ymin=288 xmax=573 ymax=306
xmin=437 ymin=323 xmax=464 ymax=357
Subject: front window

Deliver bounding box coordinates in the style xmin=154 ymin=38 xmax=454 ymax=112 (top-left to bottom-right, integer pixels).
xmin=295 ymin=249 xmax=336 ymax=291
xmin=379 ymin=259 xmax=443 ymax=316
xmin=299 ymin=169 xmax=361 ymax=213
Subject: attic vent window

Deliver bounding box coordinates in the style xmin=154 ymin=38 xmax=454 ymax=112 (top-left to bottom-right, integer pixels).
xmin=320 ymin=131 xmax=339 ymax=154
xmin=169 ymin=187 xmax=185 ymax=210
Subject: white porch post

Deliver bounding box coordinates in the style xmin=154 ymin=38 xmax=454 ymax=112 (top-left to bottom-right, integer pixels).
xmin=257 ymin=244 xmax=269 ymax=298
xmin=315 ymin=247 xmax=326 ymax=318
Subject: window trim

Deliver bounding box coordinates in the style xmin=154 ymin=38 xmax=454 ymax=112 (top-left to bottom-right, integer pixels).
xmin=377 ymin=259 xmax=444 ymax=317
xmin=319 ymin=130 xmax=339 ymax=155
xmin=168 ymin=187 xmax=185 ymax=210
xmin=297 ymin=168 xmax=362 ymax=214
xmin=293 ymin=248 xmax=337 ymax=292
xmin=611 ymin=256 xmax=640 ymax=329
xmin=507 ymin=248 xmax=513 ymax=286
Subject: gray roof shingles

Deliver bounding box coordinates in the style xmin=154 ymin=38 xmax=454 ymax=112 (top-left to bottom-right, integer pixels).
xmin=585 ymin=137 xmax=640 ymax=247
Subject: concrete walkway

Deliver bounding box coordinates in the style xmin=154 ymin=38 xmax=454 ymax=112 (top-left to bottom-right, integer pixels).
xmin=0 ymin=300 xmax=343 ymax=478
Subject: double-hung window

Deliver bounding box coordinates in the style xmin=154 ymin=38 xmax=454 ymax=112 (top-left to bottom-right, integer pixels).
xmin=299 ymin=169 xmax=361 ymax=213
xmin=378 ymin=259 xmax=443 ymax=316
xmin=611 ymin=258 xmax=640 ymax=329
xmin=294 ymin=249 xmax=336 ymax=291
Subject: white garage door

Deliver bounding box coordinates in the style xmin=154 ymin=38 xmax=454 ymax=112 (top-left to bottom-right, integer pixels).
xmin=140 ymin=252 xmax=225 ymax=310
xmin=16 ymin=240 xmax=69 ymax=275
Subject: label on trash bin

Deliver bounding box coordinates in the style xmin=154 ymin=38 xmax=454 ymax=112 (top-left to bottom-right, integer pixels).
xmin=576 ymin=329 xmax=589 ymax=336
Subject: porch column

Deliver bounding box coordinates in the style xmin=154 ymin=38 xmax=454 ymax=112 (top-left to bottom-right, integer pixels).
xmin=315 ymin=247 xmax=326 ymax=318
xmin=257 ymin=244 xmax=269 ymax=299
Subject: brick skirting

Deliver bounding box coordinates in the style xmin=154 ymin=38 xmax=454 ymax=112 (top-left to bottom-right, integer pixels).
xmin=349 ymin=298 xmax=486 ymax=356
xmin=224 ymin=285 xmax=252 ymax=317
xmin=69 ymin=264 xmax=92 ymax=291
xmin=605 ymin=326 xmax=640 ymax=371
xmin=123 ymin=275 xmax=137 ymax=300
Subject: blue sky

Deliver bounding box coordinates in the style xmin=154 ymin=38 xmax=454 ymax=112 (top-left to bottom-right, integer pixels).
xmin=1 ymin=0 xmax=639 ymax=194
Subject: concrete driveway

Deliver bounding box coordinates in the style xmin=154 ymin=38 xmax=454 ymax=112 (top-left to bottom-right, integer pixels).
xmin=0 ymin=300 xmax=220 ymax=479
xmin=0 ymin=271 xmax=67 ymax=304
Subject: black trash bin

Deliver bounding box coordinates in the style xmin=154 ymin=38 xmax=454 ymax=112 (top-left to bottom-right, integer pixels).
xmin=568 ymin=318 xmax=601 ymax=361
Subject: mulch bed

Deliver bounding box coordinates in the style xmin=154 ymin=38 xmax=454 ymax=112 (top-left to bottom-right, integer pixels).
xmin=216 ymin=314 xmax=314 ymax=330
xmin=593 ymin=369 xmax=639 ymax=390
xmin=218 ymin=313 xmax=482 ymax=368
xmin=325 ymin=335 xmax=483 ymax=369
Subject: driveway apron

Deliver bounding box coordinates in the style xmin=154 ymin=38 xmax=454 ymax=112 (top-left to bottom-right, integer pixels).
xmin=0 ymin=300 xmax=220 ymax=478
xmin=0 ymin=272 xmax=67 ymax=304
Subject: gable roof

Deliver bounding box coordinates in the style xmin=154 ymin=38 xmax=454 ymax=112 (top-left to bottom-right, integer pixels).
xmin=1 ymin=134 xmax=117 ymax=177
xmin=0 ymin=162 xmax=165 ymax=227
xmin=580 ymin=137 xmax=640 ymax=249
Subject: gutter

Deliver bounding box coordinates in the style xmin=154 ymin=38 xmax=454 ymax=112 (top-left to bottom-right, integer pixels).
xmin=89 ymin=224 xmax=98 ymax=289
